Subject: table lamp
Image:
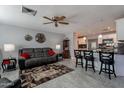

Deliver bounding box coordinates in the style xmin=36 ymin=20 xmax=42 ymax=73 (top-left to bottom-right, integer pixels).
xmin=4 ymin=44 xmax=15 ymax=59
xmin=56 ymin=44 xmax=61 ymax=53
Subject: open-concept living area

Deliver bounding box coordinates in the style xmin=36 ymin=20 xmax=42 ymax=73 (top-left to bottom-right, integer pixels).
xmin=1 ymin=5 xmax=124 ymax=88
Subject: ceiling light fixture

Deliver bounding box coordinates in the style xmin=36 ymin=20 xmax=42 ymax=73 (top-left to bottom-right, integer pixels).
xmin=107 ymin=26 xmax=111 ymax=30
xmin=98 ymin=34 xmax=103 ymax=38
xmin=83 ymin=37 xmax=86 ymax=40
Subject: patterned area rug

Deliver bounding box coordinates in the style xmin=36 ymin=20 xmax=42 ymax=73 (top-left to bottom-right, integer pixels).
xmin=19 ymin=63 xmax=74 ymax=88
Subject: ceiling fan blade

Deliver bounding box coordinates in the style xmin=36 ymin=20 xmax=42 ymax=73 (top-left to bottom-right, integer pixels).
xmin=55 ymin=16 xmax=66 ymax=21
xmin=59 ymin=22 xmax=69 ymax=25
xmin=43 ymin=16 xmax=53 ymax=21
xmin=43 ymin=22 xmax=53 ymax=24
xmin=59 ymin=16 xmax=66 ymax=20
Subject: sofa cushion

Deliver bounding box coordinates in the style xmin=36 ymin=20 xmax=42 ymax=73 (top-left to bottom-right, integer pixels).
xmin=34 ymin=48 xmax=42 ymax=52
xmin=47 ymin=54 xmax=57 ymax=62
xmin=42 ymin=48 xmax=52 ymax=56
xmin=20 ymin=53 xmax=30 ymax=59
xmin=35 ymin=52 xmax=44 ymax=57
xmin=25 ymin=57 xmax=48 ymax=68
xmin=22 ymin=48 xmax=35 ymax=58
xmin=34 ymin=48 xmax=44 ymax=57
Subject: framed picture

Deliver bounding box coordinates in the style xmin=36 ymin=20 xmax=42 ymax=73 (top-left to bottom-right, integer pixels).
xmin=35 ymin=33 xmax=46 ymax=43
xmin=25 ymin=34 xmax=33 ymax=41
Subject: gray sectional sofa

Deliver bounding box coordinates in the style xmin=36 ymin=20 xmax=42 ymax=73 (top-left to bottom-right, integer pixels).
xmin=18 ymin=47 xmax=58 ymax=70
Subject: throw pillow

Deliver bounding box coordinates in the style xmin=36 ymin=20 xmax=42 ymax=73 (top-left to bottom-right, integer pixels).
xmin=20 ymin=53 xmax=30 ymax=59
xmin=48 ymin=50 xmax=55 ymax=56
xmin=3 ymin=59 xmax=10 ymax=64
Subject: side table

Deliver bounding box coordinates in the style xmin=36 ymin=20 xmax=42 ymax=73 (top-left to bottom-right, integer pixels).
xmin=2 ymin=58 xmax=17 ymax=73
xmin=57 ymin=53 xmax=63 ymax=61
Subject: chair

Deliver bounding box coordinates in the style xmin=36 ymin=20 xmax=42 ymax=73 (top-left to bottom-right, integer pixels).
xmin=84 ymin=50 xmax=95 ymax=72
xmin=0 ymin=74 xmax=21 ymax=88
xmin=74 ymin=50 xmax=83 ymax=68
xmin=99 ymin=51 xmax=116 ymax=79
xmin=2 ymin=58 xmax=17 ymax=73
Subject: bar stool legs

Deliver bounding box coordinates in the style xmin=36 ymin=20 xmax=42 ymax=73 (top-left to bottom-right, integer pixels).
xmin=105 ymin=64 xmax=107 ymax=73
xmin=81 ymin=58 xmax=83 ymax=68
xmin=92 ymin=60 xmax=95 ymax=72
xmin=99 ymin=63 xmax=116 ymax=79
xmin=99 ymin=63 xmax=103 ymax=75
xmin=108 ymin=64 xmax=111 ymax=79
xmin=112 ymin=64 xmax=117 ymax=78
xmin=85 ymin=60 xmax=88 ymax=71
xmin=85 ymin=60 xmax=95 ymax=72
xmin=75 ymin=58 xmax=83 ymax=68
xmin=76 ymin=58 xmax=78 ymax=67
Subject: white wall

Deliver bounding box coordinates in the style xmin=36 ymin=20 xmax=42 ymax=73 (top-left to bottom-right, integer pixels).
xmin=65 ymin=32 xmax=75 ymax=59
xmin=116 ymin=18 xmax=124 ymax=40
xmin=73 ymin=33 xmax=78 ymax=49
xmin=87 ymin=34 xmax=98 ymax=40
xmin=0 ymin=24 xmax=65 ymax=59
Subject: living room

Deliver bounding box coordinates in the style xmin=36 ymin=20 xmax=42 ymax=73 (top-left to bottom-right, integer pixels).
xmin=1 ymin=1 xmax=124 ymax=90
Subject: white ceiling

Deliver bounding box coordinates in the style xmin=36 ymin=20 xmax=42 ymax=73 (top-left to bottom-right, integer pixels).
xmin=0 ymin=5 xmax=124 ymax=34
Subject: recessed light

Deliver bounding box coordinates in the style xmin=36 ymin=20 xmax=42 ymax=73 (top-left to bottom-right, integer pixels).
xmin=110 ymin=29 xmax=113 ymax=31
xmin=83 ymin=37 xmax=86 ymax=40
xmin=98 ymin=34 xmax=103 ymax=38
xmin=107 ymin=26 xmax=111 ymax=30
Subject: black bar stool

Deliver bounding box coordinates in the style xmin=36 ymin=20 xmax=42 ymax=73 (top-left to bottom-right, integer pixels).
xmin=84 ymin=50 xmax=95 ymax=72
xmin=99 ymin=51 xmax=116 ymax=79
xmin=74 ymin=50 xmax=83 ymax=68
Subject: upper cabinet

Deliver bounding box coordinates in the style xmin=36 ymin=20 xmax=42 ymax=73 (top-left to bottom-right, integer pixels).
xmin=78 ymin=37 xmax=87 ymax=44
xmin=116 ymin=18 xmax=124 ymax=40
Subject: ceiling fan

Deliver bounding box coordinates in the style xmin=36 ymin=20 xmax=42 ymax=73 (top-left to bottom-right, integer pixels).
xmin=43 ymin=16 xmax=69 ymax=27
